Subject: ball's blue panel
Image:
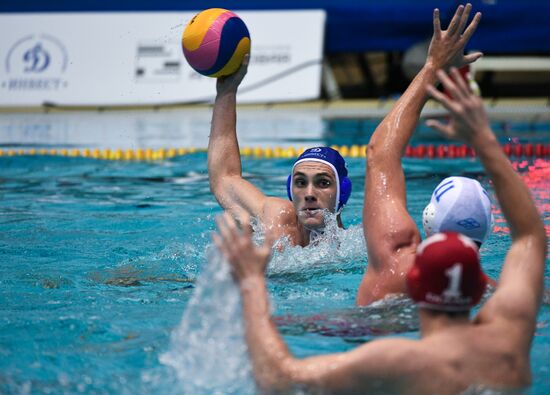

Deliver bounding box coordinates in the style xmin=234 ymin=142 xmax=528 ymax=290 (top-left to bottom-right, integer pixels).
xmin=197 ymin=16 xmax=250 ymax=75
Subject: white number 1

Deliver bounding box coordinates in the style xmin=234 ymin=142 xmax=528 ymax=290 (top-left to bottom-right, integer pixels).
xmin=442 ymin=263 xmax=462 ymax=298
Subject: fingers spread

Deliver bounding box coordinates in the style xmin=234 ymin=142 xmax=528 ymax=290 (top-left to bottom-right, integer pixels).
xmin=426 ymin=84 xmax=460 ymax=114
xmin=216 ymin=212 xmax=237 ymax=247
xmin=224 ymin=212 xmax=241 ymax=244
xmin=450 ymin=67 xmax=471 ymax=95
xmin=463 ymin=51 xmax=483 ymax=65
xmin=426 ymin=119 xmax=452 ymax=137
xmin=446 ymin=4 xmax=465 ymax=36
xmin=212 ymin=232 xmax=225 ymax=254
xmin=239 ymin=211 xmax=252 ymax=238
xmin=456 ymin=3 xmax=472 ymax=35
xmin=433 ymin=8 xmax=441 ymax=37
xmin=436 ymin=69 xmax=465 ymax=102
xmin=462 ymin=12 xmax=482 ymax=43
xmin=258 ymin=245 xmax=272 ymax=262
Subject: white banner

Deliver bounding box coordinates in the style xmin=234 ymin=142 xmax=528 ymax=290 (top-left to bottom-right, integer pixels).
xmin=0 ymin=11 xmax=325 ymax=107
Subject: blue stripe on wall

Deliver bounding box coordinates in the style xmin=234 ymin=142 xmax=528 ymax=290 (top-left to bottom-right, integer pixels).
xmin=2 ymin=1 xmax=549 ymax=53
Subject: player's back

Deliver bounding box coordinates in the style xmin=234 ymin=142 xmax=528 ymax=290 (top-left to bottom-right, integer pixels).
xmin=395 ymin=321 xmax=531 ymax=395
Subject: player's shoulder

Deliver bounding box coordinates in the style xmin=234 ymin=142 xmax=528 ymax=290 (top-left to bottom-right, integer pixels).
xmin=263 ymin=197 xmax=296 ymax=224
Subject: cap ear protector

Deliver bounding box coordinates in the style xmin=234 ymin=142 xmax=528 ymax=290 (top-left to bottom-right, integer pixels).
xmin=286 ymin=174 xmax=292 ymax=201
xmin=422 ymin=202 xmax=437 ymax=238
xmin=339 ymin=176 xmax=352 ymax=210
xmin=287 ymin=174 xmax=352 ymax=212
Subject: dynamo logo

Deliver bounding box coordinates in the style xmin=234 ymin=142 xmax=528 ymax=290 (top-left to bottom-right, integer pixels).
xmin=23 ymin=43 xmax=50 ymax=73
xmin=3 ymin=34 xmax=69 ymax=91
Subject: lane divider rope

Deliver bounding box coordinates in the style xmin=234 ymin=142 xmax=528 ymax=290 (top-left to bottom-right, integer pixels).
xmin=0 ymin=144 xmax=549 ymax=161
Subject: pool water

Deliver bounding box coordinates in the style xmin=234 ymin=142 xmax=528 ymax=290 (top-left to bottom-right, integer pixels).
xmin=1 ymin=151 xmax=549 ymax=394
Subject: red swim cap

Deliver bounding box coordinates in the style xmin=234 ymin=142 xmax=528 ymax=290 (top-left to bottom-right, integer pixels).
xmin=407 ymin=232 xmax=487 ymax=311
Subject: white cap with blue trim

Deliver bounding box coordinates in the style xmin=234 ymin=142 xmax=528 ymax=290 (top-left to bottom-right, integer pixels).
xmin=422 ymin=176 xmax=493 ymax=244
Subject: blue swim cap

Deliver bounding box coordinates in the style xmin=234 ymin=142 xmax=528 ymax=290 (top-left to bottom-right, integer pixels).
xmin=286 ymin=147 xmax=352 ymax=212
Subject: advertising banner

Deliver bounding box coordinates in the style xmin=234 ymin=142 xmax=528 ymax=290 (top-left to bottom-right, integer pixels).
xmin=0 ymin=11 xmax=325 ymax=107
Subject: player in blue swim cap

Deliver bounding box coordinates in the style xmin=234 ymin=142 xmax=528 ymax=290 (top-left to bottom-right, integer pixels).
xmin=288 ymin=147 xmax=352 ymax=213
xmin=207 ymin=56 xmax=351 ymax=247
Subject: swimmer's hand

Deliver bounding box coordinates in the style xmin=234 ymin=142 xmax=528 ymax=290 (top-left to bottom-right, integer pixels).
xmin=213 ymin=212 xmax=273 ymax=283
xmin=426 ymin=68 xmax=495 ymax=146
xmin=216 ymin=54 xmax=250 ymax=95
xmin=426 ymin=3 xmax=483 ymax=70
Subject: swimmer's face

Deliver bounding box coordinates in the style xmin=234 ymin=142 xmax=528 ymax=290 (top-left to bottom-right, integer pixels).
xmin=291 ymin=161 xmax=338 ymax=230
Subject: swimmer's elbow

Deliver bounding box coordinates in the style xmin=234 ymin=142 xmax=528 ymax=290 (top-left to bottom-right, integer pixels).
xmin=255 ymin=377 xmax=290 ymax=395
xmin=209 ymin=182 xmax=225 ymax=205
xmin=366 ymin=144 xmax=401 ymax=171
xmin=512 ymin=232 xmax=547 ymax=262
xmin=257 ymin=356 xmax=328 ymax=395
xmin=208 ymin=170 xmax=221 ymax=192
xmin=254 ymin=360 xmax=296 ymax=394
xmin=365 ymin=142 xmax=380 ymax=163
xmin=511 ymin=212 xmax=547 ymax=249
xmin=209 ymin=176 xmax=237 ymax=201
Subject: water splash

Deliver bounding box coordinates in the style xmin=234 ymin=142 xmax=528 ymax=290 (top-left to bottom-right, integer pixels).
xmin=268 ymin=210 xmax=367 ymax=276
xmin=159 ymin=212 xmax=367 ymax=394
xmin=159 ymin=246 xmax=255 ymax=395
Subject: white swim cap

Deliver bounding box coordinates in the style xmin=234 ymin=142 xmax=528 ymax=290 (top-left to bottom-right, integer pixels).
xmin=422 ymin=177 xmax=493 ymax=244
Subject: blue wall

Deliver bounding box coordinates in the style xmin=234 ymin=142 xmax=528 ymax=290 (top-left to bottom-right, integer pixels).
xmin=2 ymin=1 xmax=549 ymax=53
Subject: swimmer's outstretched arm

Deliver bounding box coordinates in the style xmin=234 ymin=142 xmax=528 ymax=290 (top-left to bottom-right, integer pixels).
xmin=358 ymin=4 xmax=482 ymax=305
xmin=208 ymin=56 xmax=296 ymax=240
xmin=214 ymin=213 xmax=422 ymax=394
xmin=427 ymin=69 xmax=547 ymax=344
xmin=208 ymin=55 xmax=268 ymax=217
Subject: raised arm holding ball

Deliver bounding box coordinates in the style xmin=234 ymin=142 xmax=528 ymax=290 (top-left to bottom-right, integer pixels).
xmin=190 ymin=9 xmax=353 ymax=247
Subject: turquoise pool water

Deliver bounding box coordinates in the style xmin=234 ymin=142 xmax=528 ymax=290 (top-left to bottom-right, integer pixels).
xmin=1 ymin=145 xmax=549 ymax=393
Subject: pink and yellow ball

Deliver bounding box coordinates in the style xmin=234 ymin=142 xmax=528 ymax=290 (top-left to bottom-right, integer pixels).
xmin=182 ymin=8 xmax=251 ymax=78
